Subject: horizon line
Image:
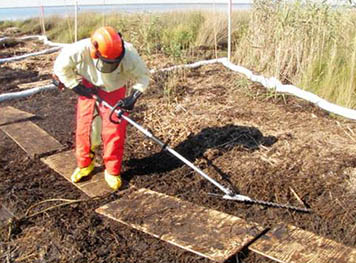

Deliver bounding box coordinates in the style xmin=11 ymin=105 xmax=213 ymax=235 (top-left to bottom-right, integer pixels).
xmin=0 ymin=1 xmax=252 ymax=9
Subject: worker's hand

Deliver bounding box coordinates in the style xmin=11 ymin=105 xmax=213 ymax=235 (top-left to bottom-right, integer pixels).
xmin=52 ymin=74 xmax=65 ymax=91
xmin=118 ymin=89 xmax=142 ymax=110
xmin=72 ymin=84 xmax=96 ymax=99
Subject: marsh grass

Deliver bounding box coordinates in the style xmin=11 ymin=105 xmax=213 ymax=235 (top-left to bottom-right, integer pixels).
xmin=2 ymin=3 xmax=355 ymax=108
xmin=234 ymin=0 xmax=356 ymax=108
xmin=1 ymin=10 xmax=248 ymax=59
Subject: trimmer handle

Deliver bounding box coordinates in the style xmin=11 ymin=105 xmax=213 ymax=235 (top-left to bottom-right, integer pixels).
xmin=109 ymin=100 xmax=125 ymax=124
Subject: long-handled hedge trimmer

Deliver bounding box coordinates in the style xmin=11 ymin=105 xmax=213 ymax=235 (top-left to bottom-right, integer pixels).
xmin=54 ymin=79 xmax=311 ymax=213
xmin=98 ymin=94 xmax=311 ymax=213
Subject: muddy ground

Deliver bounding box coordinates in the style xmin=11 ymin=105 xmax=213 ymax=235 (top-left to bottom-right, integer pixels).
xmin=0 ymin=36 xmax=355 ymax=263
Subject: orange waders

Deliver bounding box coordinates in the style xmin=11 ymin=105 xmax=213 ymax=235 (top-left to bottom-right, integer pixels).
xmin=75 ymin=79 xmax=127 ymax=175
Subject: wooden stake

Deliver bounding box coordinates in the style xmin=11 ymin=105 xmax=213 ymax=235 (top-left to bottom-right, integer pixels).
xmin=39 ymin=2 xmax=46 ymax=35
xmin=289 ymin=187 xmax=307 ymax=208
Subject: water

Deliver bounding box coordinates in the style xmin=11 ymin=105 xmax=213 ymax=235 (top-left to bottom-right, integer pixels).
xmin=0 ymin=3 xmax=251 ymax=21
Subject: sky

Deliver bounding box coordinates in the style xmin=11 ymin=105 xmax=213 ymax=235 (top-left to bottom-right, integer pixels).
xmin=0 ymin=0 xmax=250 ymax=8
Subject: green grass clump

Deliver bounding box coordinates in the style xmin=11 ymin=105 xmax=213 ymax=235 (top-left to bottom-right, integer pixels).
xmin=0 ymin=19 xmax=42 ymax=34
xmin=162 ymin=22 xmax=195 ymax=58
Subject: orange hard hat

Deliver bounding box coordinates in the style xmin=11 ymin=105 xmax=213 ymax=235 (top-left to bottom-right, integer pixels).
xmin=90 ymin=26 xmax=125 ymax=63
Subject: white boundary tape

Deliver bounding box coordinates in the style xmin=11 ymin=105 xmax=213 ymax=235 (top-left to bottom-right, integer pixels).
xmin=149 ymin=58 xmax=224 ymax=73
xmin=150 ymin=57 xmax=356 ymax=120
xmin=0 ymin=35 xmax=69 ymax=65
xmin=0 ymin=85 xmax=56 ymax=103
xmin=0 ymin=38 xmax=355 ymax=121
xmin=0 ymin=47 xmax=61 ymax=65
xmin=0 ymin=35 xmax=70 ymax=47
xmin=219 ymin=58 xmax=356 ymax=120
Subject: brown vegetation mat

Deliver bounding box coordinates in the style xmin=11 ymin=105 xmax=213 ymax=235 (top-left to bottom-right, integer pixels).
xmin=0 ymin=39 xmax=56 ymax=92
xmin=0 ymin=38 xmax=355 ymax=263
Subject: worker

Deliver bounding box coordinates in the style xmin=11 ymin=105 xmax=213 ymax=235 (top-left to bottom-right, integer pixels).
xmin=53 ymin=26 xmax=150 ymax=190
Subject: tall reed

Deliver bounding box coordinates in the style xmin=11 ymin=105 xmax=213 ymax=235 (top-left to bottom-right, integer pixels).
xmin=234 ymin=0 xmax=356 ymax=108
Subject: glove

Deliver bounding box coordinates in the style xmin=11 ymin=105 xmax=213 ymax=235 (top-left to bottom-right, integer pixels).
xmin=118 ymin=89 xmax=142 ymax=110
xmin=52 ymin=74 xmax=65 ymax=91
xmin=72 ymin=84 xmax=96 ymax=99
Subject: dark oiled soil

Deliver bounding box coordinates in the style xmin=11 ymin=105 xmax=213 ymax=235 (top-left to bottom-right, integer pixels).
xmin=0 ymin=37 xmax=355 ymax=263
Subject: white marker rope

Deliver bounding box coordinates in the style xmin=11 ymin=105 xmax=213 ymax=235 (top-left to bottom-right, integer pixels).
xmin=151 ymin=57 xmax=356 ymax=120
xmin=0 ymin=85 xmax=56 ymax=103
xmin=0 ymin=35 xmax=69 ymax=65
xmin=219 ymin=58 xmax=356 ymax=120
xmin=0 ymin=35 xmax=70 ymax=47
xmin=149 ymin=58 xmax=224 ymax=74
xmin=0 ymin=47 xmax=61 ymax=65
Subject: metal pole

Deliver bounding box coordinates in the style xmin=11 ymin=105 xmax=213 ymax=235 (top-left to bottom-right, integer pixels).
xmin=96 ymin=96 xmax=234 ymax=196
xmin=92 ymin=94 xmax=311 ymax=212
xmin=40 ymin=1 xmax=46 ymax=35
xmin=103 ymin=0 xmax=106 ymax=26
xmin=74 ymin=0 xmax=78 ymax=42
xmin=165 ymin=147 xmax=233 ymax=195
xmin=213 ymin=0 xmax=218 ymax=59
xmin=227 ymin=0 xmax=232 ymax=61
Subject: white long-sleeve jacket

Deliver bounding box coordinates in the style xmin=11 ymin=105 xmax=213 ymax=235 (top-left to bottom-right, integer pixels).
xmin=53 ymin=38 xmax=150 ymax=93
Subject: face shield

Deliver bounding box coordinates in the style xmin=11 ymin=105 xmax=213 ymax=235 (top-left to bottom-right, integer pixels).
xmin=94 ymin=44 xmax=126 ymax=73
xmin=95 ymin=59 xmax=119 ymax=73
